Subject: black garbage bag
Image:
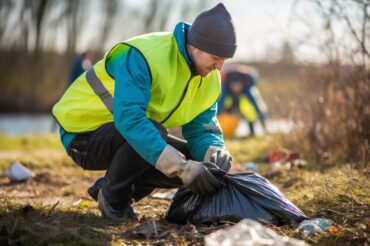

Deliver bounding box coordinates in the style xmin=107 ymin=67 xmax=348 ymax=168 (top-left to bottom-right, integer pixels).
xmin=166 ymin=164 xmax=307 ymax=225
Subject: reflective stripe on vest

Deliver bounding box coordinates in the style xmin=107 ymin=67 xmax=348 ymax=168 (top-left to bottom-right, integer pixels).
xmin=86 ymin=68 xmax=113 ymax=113
xmin=52 ymin=32 xmax=221 ymax=133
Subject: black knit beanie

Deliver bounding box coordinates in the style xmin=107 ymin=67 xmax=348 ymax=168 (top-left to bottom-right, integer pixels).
xmin=187 ymin=3 xmax=237 ymax=58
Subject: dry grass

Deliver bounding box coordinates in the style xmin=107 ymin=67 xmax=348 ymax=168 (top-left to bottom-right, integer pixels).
xmin=275 ymin=64 xmax=370 ymax=168
xmin=0 ymin=134 xmax=369 ymax=245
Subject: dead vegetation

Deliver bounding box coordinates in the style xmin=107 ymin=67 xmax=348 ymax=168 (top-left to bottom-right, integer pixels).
xmin=0 ymin=135 xmax=369 ymax=245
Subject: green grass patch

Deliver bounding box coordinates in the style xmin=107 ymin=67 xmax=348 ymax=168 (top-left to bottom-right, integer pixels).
xmin=0 ymin=134 xmax=73 ymax=171
xmin=225 ymin=134 xmax=275 ymax=165
xmin=0 ymin=134 xmax=63 ymax=151
xmin=0 ymin=153 xmax=74 ymax=171
xmin=0 ymin=133 xmax=368 ymax=245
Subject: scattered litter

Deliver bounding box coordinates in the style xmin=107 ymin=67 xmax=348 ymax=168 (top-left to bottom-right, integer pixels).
xmin=255 ymin=149 xmax=307 ymax=171
xmin=151 ymin=191 xmax=175 ymax=200
xmin=4 ymin=162 xmax=35 ymax=182
xmin=270 ymin=158 xmax=307 ymax=171
xmin=205 ymin=219 xmax=309 ymax=246
xmin=327 ymin=225 xmax=338 ymax=233
xmin=73 ymin=199 xmax=90 ymax=208
xmin=134 ymin=218 xmax=158 ymax=239
xmin=244 ymin=162 xmax=258 ymax=171
xmin=289 ymin=159 xmax=308 ymax=168
xmin=268 ymin=149 xmax=300 ymax=164
xmin=297 ymin=218 xmax=336 ymax=236
xmin=271 ymin=160 xmax=283 ymax=170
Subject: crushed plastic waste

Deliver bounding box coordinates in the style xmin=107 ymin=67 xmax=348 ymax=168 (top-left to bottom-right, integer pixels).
xmin=297 ymin=218 xmax=336 ymax=236
xmin=134 ymin=218 xmax=158 ymax=239
xmin=205 ymin=219 xmax=309 ymax=246
xmin=4 ymin=162 xmax=35 ymax=182
xmin=150 ymin=191 xmax=176 ymax=200
xmin=244 ymin=162 xmax=258 ymax=171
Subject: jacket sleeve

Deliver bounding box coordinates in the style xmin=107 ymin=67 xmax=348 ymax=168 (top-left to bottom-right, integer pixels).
xmin=217 ymin=84 xmax=228 ymax=114
xmin=107 ymin=47 xmax=167 ymax=165
xmin=182 ymin=102 xmax=225 ymax=161
xmin=244 ymin=73 xmax=264 ymax=115
xmin=245 ymin=85 xmax=266 ymax=117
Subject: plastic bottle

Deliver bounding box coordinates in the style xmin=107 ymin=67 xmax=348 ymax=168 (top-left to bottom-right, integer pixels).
xmin=297 ymin=218 xmax=334 ymax=236
xmin=205 ymin=219 xmax=309 ymax=246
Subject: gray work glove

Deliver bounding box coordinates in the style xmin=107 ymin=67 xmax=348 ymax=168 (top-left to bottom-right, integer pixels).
xmin=180 ymin=160 xmax=221 ymax=195
xmin=156 ymin=145 xmax=221 ymax=195
xmin=205 ymin=146 xmax=232 ymax=172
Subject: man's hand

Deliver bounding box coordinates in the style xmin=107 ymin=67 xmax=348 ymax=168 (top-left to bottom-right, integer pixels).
xmin=156 ymin=145 xmax=221 ymax=195
xmin=180 ymin=161 xmax=221 ymax=195
xmin=210 ymin=148 xmax=232 ymax=172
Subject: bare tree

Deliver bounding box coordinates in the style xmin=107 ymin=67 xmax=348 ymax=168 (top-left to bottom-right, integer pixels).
xmin=98 ymin=0 xmax=121 ymax=49
xmin=0 ymin=0 xmax=14 ymax=47
xmin=279 ymin=41 xmax=296 ymax=64
xmin=136 ymin=0 xmax=211 ymax=33
xmin=0 ymin=0 xmax=214 ymax=112
xmin=179 ymin=0 xmax=209 ymax=22
xmin=33 ymin=0 xmax=48 ymax=56
xmin=289 ymin=0 xmax=370 ymax=166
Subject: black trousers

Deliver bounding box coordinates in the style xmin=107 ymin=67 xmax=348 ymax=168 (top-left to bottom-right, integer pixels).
xmin=69 ymin=121 xmax=188 ymax=207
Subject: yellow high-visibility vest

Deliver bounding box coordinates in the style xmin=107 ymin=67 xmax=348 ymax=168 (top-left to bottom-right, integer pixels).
xmin=53 ymin=32 xmax=221 ymax=132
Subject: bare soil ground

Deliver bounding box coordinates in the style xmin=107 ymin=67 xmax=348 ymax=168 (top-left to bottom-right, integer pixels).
xmin=0 ymin=136 xmax=369 ymax=245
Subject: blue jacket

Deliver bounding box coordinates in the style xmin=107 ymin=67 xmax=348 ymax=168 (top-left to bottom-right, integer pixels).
xmin=60 ymin=22 xmax=224 ymax=165
xmin=69 ymin=56 xmax=86 ymax=85
xmin=218 ymin=71 xmax=266 ymax=118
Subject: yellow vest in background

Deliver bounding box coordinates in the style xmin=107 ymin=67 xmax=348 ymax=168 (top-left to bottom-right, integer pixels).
xmin=224 ymin=95 xmax=258 ymax=122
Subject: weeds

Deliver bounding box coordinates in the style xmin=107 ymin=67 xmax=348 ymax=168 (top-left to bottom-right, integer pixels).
xmin=277 ymin=0 xmax=370 ymax=169
xmin=0 ymin=135 xmax=369 ymax=245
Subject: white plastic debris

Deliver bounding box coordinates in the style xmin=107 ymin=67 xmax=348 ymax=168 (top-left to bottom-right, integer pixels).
xmin=4 ymin=162 xmax=35 ymax=182
xmin=297 ymin=218 xmax=335 ymax=236
xmin=205 ymin=219 xmax=309 ymax=246
xmin=150 ymin=192 xmax=175 ymax=200
xmin=135 ymin=218 xmax=158 ymax=238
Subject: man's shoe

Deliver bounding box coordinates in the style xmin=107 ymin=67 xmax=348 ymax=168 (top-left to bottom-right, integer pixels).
xmin=87 ymin=176 xmax=105 ymax=201
xmin=98 ymin=190 xmax=138 ymax=221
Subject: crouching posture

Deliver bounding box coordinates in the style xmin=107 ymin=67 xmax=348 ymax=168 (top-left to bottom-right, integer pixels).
xmin=52 ymin=3 xmax=236 ymax=221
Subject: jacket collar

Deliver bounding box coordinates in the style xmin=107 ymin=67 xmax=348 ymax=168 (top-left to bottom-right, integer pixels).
xmin=173 ymin=22 xmax=197 ymax=76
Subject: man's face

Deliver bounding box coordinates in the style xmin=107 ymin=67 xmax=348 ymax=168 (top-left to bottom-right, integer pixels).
xmin=190 ymin=47 xmax=226 ymax=77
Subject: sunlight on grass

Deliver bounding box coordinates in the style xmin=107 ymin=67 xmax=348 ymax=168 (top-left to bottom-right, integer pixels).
xmin=0 ymin=134 xmax=63 ymax=151
xmin=225 ymin=134 xmax=276 ymax=165
xmin=280 ymin=166 xmax=370 ymax=244
xmin=0 ymin=134 xmax=368 ymax=245
xmin=0 ymin=196 xmax=112 ymax=245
